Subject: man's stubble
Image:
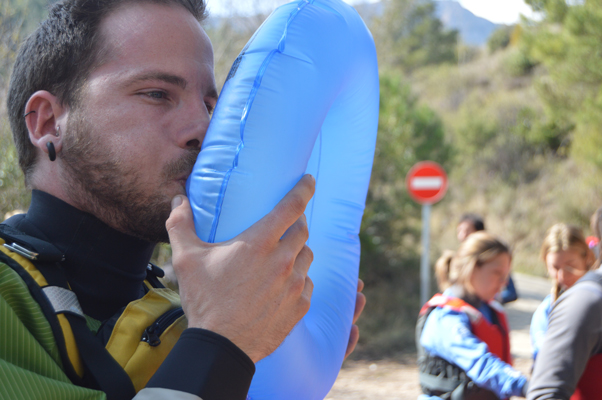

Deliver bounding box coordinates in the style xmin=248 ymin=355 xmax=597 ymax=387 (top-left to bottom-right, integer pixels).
xmin=60 ymin=103 xmax=199 ymax=243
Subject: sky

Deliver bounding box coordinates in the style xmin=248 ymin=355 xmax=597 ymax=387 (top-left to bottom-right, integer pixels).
xmin=205 ymin=0 xmax=537 ymax=25
xmin=455 ymin=0 xmax=536 ymax=24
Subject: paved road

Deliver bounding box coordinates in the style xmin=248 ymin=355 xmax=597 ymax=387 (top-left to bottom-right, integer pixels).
xmin=326 ymin=273 xmax=551 ymax=399
xmin=505 ymin=273 xmax=551 ymax=359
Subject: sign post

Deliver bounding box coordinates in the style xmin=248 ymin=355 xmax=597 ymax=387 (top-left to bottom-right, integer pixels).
xmin=420 ymin=203 xmax=431 ymax=307
xmin=406 ymin=161 xmax=448 ymax=306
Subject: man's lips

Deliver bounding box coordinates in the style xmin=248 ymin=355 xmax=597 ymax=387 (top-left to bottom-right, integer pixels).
xmin=173 ymin=171 xmax=192 ymax=189
xmin=176 ymin=176 xmax=189 ymax=188
xmin=165 ymin=150 xmax=198 ymax=189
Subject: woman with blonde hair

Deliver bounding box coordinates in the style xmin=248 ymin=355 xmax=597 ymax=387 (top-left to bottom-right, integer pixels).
xmin=417 ymin=232 xmax=527 ymax=399
xmin=530 ymin=223 xmax=596 ymax=359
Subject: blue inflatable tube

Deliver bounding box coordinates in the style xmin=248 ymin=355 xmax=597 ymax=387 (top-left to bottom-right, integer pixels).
xmin=187 ymin=0 xmax=379 ymax=398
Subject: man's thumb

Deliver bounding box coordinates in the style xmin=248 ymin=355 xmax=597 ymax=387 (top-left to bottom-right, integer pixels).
xmin=166 ymin=195 xmax=197 ymax=249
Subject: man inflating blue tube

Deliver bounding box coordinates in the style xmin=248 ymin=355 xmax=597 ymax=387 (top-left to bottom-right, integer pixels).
xmin=0 ymin=0 xmax=366 ymax=399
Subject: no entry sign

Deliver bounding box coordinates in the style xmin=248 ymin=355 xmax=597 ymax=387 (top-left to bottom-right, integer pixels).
xmin=406 ymin=161 xmax=448 ymax=205
xmin=406 ymin=161 xmax=448 ymax=305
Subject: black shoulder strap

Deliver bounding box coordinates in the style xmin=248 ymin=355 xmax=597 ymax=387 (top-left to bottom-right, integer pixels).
xmin=67 ymin=312 xmax=137 ymax=399
xmin=415 ymin=306 xmax=433 ymax=363
xmin=0 ymin=223 xmax=64 ymax=262
xmin=416 ymin=306 xmax=467 ymax=396
xmin=0 ymin=224 xmax=137 ymax=400
xmin=145 ymin=262 xmax=166 ymax=289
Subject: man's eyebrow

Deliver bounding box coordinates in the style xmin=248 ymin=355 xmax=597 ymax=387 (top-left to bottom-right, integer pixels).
xmin=124 ymin=72 xmax=188 ymax=89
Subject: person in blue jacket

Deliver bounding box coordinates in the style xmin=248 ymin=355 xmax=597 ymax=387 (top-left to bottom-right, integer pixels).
xmin=418 ymin=232 xmax=528 ymax=399
xmin=530 ymin=223 xmax=595 ymax=360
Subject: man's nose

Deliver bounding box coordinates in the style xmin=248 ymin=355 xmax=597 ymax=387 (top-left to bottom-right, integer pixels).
xmin=176 ymin=99 xmax=212 ymax=150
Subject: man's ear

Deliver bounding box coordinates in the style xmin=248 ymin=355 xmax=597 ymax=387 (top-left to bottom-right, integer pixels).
xmin=24 ymin=91 xmax=68 ymax=157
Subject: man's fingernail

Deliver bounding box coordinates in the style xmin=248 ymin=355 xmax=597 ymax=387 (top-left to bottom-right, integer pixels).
xmin=171 ymin=195 xmax=183 ymax=210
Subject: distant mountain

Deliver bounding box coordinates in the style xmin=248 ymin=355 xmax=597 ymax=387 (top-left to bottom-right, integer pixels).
xmin=434 ymin=0 xmax=502 ymax=46
xmin=353 ymin=0 xmax=503 ymax=47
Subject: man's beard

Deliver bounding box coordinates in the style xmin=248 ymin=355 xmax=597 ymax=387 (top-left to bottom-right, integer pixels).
xmin=60 ymin=107 xmax=199 ymax=243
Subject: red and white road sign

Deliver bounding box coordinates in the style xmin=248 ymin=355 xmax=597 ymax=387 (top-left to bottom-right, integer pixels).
xmin=406 ymin=161 xmax=448 ymax=204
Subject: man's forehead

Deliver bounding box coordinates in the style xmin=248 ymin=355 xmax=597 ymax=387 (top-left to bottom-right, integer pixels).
xmin=91 ymin=1 xmax=215 ymax=87
xmin=98 ymin=2 xmax=211 ymax=58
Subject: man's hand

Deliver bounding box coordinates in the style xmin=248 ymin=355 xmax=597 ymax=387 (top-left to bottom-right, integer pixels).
xmin=166 ymin=175 xmax=315 ymax=363
xmin=345 ymin=279 xmax=366 ymax=359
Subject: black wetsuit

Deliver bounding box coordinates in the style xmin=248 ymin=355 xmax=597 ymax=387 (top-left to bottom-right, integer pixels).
xmin=2 ymin=189 xmax=255 ymax=400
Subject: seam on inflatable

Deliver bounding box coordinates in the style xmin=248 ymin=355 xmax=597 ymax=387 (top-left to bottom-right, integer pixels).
xmin=208 ymin=0 xmax=315 ymax=243
xmin=307 ymin=129 xmax=322 ymax=233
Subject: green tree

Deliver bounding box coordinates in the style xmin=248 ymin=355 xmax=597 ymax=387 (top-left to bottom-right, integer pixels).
xmin=487 ymin=25 xmax=513 ymax=53
xmin=356 ymin=71 xmax=450 ymax=356
xmin=373 ymin=0 xmax=458 ymax=72
xmin=0 ymin=1 xmax=30 ymax=218
xmin=523 ymin=0 xmax=602 ymax=169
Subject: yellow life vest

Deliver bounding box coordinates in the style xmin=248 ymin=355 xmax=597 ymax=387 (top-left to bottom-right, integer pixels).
xmin=0 ymin=224 xmax=187 ymax=398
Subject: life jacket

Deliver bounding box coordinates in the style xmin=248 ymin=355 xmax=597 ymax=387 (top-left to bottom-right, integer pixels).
xmin=416 ymin=294 xmax=511 ymax=400
xmin=569 ymin=272 xmax=602 ymax=400
xmin=0 ymin=224 xmax=187 ymax=400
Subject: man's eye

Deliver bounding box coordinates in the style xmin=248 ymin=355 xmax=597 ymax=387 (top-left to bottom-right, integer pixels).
xmin=146 ymin=91 xmax=167 ymax=99
xmin=206 ymin=102 xmax=214 ymax=115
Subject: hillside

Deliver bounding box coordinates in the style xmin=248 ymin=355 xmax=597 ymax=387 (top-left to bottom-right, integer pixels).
xmin=410 ymin=48 xmax=598 ymax=276
xmin=349 ymin=0 xmax=602 ymax=357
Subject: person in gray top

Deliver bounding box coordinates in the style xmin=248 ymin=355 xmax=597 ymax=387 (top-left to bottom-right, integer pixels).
xmin=527 ymin=267 xmax=602 ymax=399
